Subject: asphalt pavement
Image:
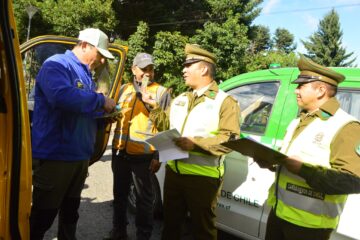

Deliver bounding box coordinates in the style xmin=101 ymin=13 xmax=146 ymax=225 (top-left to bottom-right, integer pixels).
xmin=43 ymin=144 xmax=240 ymax=240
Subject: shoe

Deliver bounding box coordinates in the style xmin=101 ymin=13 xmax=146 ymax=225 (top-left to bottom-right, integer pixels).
xmin=103 ymin=229 xmax=127 ymax=240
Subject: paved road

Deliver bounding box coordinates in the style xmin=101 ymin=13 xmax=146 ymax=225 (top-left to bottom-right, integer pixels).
xmin=43 ymin=144 xmax=240 ymax=240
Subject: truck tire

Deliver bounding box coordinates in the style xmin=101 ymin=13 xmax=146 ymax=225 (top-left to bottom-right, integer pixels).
xmin=128 ymin=173 xmax=163 ymax=219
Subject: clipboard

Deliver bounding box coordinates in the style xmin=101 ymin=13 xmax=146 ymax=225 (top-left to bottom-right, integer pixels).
xmin=221 ymin=138 xmax=287 ymax=165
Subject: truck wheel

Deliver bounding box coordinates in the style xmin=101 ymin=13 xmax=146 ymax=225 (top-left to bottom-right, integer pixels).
xmin=128 ymin=173 xmax=163 ymax=219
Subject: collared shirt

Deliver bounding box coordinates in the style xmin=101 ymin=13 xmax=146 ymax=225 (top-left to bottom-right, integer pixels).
xmin=295 ymin=97 xmax=360 ymax=194
xmin=193 ymin=82 xmax=212 ymax=97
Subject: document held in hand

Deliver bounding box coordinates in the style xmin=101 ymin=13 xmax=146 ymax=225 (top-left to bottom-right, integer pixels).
xmin=145 ymin=128 xmax=189 ymax=163
xmin=221 ymin=138 xmax=287 ymax=165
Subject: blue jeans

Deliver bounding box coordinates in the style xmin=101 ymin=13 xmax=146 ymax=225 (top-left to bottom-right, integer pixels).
xmin=111 ymin=150 xmax=155 ymax=240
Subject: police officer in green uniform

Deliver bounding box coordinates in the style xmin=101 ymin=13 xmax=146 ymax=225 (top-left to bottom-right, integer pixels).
xmin=255 ymin=56 xmax=360 ymax=240
xmin=142 ymin=44 xmax=240 ymax=240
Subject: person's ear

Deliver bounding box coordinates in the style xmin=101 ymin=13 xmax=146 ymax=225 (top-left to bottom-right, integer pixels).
xmin=80 ymin=41 xmax=88 ymax=52
xmin=131 ymin=66 xmax=137 ymax=75
xmin=316 ymin=84 xmax=327 ymax=98
xmin=200 ymin=64 xmax=208 ymax=76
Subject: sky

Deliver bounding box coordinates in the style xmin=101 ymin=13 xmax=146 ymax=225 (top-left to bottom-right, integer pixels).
xmin=253 ymin=0 xmax=360 ymax=66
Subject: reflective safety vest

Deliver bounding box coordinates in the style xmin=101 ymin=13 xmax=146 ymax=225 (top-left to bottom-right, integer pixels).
xmin=167 ymin=90 xmax=228 ymax=178
xmin=112 ymin=83 xmax=167 ymax=154
xmin=268 ymin=108 xmax=358 ymax=229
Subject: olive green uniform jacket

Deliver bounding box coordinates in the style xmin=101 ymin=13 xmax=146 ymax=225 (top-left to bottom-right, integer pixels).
xmin=295 ymin=97 xmax=360 ymax=194
xmin=149 ymin=81 xmax=240 ymax=157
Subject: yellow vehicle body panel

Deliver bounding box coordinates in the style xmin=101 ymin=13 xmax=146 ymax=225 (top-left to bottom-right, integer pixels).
xmin=0 ymin=0 xmax=32 ymax=239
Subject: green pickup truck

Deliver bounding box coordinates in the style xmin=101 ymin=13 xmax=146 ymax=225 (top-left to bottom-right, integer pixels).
xmin=216 ymin=67 xmax=360 ymax=240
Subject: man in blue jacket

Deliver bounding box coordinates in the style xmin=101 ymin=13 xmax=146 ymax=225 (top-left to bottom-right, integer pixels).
xmin=30 ymin=28 xmax=116 ymax=240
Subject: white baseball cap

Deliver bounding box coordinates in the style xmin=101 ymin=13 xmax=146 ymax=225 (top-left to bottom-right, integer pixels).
xmin=78 ymin=28 xmax=114 ymax=59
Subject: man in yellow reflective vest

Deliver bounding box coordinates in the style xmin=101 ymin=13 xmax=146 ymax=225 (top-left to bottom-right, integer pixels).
xmin=143 ymin=44 xmax=241 ymax=240
xmin=255 ymin=56 xmax=360 ymax=240
xmin=107 ymin=53 xmax=171 ymax=240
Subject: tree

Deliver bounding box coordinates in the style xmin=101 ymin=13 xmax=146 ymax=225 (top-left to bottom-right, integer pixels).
xmin=207 ymin=0 xmax=263 ymax=27
xmin=117 ymin=23 xmax=189 ymax=96
xmin=14 ymin=0 xmax=118 ymax=42
xmin=248 ymin=25 xmax=272 ymax=53
xmin=245 ymin=51 xmax=298 ymax=72
xmin=191 ymin=14 xmax=249 ymax=81
xmin=153 ymin=31 xmax=189 ymax=96
xmin=273 ymin=28 xmax=296 ymax=54
xmin=113 ymin=0 xmax=263 ymax=40
xmin=14 ymin=0 xmax=294 ymax=94
xmin=113 ymin=0 xmax=210 ymax=38
xmin=301 ymin=9 xmax=356 ymax=67
xmin=117 ymin=21 xmax=150 ymax=83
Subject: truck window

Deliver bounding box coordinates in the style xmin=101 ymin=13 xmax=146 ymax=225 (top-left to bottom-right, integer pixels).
xmin=337 ymin=89 xmax=360 ymax=120
xmin=23 ymin=43 xmax=72 ymax=100
xmin=23 ymin=42 xmax=118 ymax=100
xmin=227 ymin=81 xmax=280 ymax=134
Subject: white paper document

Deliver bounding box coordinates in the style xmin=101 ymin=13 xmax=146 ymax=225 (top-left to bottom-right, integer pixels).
xmin=145 ymin=128 xmax=189 ymax=162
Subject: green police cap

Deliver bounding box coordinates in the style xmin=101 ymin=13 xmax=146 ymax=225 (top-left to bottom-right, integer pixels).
xmin=292 ymin=55 xmax=345 ymax=86
xmin=184 ymin=44 xmax=216 ymax=65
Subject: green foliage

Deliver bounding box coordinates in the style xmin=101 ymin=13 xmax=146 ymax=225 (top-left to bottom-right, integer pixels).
xmin=40 ymin=0 xmax=117 ymax=36
xmin=14 ymin=0 xmax=117 ymax=41
xmin=191 ymin=14 xmax=249 ymax=81
xmin=113 ymin=0 xmax=210 ymax=38
xmin=121 ymin=21 xmax=150 ymax=83
xmin=13 ymin=1 xmax=28 ymax=40
xmin=153 ymin=31 xmax=189 ymax=96
xmin=207 ymin=0 xmax=263 ymax=26
xmin=14 ymin=0 xmax=304 ymax=94
xmin=248 ymin=25 xmax=272 ymax=53
xmin=302 ymin=9 xmax=356 ymax=67
xmin=274 ymin=28 xmax=296 ymax=54
xmin=245 ymin=51 xmax=298 ymax=72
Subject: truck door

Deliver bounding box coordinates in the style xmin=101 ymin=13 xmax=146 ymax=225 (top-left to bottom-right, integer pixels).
xmin=0 ymin=1 xmax=32 ymax=239
xmin=217 ymin=80 xmax=285 ymax=239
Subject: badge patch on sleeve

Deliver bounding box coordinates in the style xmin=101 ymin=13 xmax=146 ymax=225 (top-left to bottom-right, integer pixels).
xmin=75 ymin=79 xmax=84 ymax=89
xmin=174 ymin=100 xmax=186 ymax=106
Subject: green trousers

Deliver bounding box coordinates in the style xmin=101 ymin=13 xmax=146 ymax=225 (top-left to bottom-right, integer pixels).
xmin=265 ymin=209 xmax=333 ymax=240
xmin=161 ymin=166 xmax=222 ymax=240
